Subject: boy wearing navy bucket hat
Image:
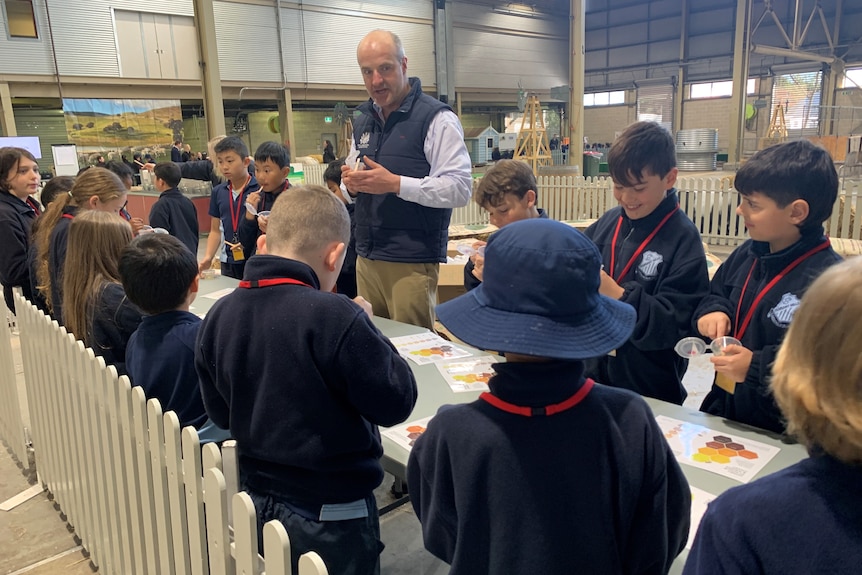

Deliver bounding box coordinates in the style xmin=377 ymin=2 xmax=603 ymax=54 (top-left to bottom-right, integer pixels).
xmin=407 ymin=218 xmax=691 ymax=575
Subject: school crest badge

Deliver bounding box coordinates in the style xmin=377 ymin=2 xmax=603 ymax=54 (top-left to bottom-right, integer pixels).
xmin=767 ymin=292 xmax=800 ymax=328
xmin=358 ymin=132 xmax=371 ymax=149
xmin=637 ymin=250 xmax=663 ymax=280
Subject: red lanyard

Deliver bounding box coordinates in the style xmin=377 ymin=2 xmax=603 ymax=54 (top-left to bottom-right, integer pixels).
xmin=733 ymin=239 xmax=831 ymax=340
xmin=609 ymin=206 xmax=679 ymax=282
xmin=480 ymin=378 xmax=594 ymax=417
xmin=62 ymin=213 xmax=75 ymax=220
xmin=227 ymin=176 xmax=252 ymax=235
xmin=26 ymin=197 xmax=41 ymax=215
xmin=238 ymin=277 xmax=312 ymax=289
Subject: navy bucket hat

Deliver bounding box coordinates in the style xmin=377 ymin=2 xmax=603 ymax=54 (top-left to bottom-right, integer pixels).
xmin=436 ymin=219 xmax=636 ymax=360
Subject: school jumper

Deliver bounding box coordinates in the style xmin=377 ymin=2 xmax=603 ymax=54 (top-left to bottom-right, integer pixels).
xmin=463 ymin=209 xmax=549 ymax=291
xmin=0 ymin=192 xmax=41 ymax=312
xmin=126 ymin=310 xmax=228 ymax=442
xmin=47 ymin=205 xmax=78 ymax=323
xmin=90 ymin=282 xmax=143 ymax=376
xmin=584 ymin=191 xmax=709 ymax=404
xmin=236 ymin=181 xmax=289 ymax=258
xmin=684 ymin=453 xmax=862 ymax=575
xmin=148 ymin=187 xmax=200 ymax=256
xmin=408 ymin=360 xmax=691 ymax=575
xmin=207 ymin=176 xmax=259 ymax=279
xmin=696 ymin=227 xmax=840 ymax=433
xmin=195 ymin=255 xmax=417 ymax=574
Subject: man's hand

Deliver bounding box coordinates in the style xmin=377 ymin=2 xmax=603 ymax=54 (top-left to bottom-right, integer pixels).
xmin=698 ymin=311 xmax=731 ymax=340
xmin=245 ymin=191 xmax=260 ymax=220
xmin=341 ymin=157 xmax=400 ymax=195
xmin=710 ymin=344 xmax=753 ymax=384
xmin=199 ymin=258 xmax=213 ymax=272
xmin=353 ymin=296 xmax=373 ymax=318
xmin=598 ymin=270 xmax=625 ymax=300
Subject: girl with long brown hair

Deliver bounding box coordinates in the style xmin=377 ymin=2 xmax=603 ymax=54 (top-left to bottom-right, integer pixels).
xmin=33 ymin=167 xmax=127 ymax=323
xmin=62 ymin=210 xmax=141 ymax=374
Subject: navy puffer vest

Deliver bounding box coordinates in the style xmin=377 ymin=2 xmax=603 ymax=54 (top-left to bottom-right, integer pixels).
xmin=352 ymin=78 xmax=452 ymax=263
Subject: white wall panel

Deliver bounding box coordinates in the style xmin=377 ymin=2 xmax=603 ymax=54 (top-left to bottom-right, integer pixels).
xmin=295 ymin=0 xmax=432 ymax=19
xmin=278 ymin=8 xmax=435 ymax=86
xmin=0 ymin=0 xmax=53 ymax=75
xmin=213 ymin=1 xmax=281 ymax=82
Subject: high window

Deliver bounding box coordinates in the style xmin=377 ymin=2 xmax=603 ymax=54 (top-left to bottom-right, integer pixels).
xmin=4 ymin=0 xmax=38 ymax=38
xmin=584 ymin=91 xmax=625 ymax=107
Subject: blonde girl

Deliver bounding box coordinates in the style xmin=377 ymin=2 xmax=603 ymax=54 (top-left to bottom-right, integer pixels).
xmin=33 ymin=167 xmax=127 ymax=322
xmin=63 ymin=210 xmax=141 ymax=374
xmin=684 ymin=257 xmax=862 ymax=574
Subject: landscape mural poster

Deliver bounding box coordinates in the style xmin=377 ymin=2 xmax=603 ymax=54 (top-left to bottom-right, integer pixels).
xmin=62 ymin=98 xmax=183 ymax=161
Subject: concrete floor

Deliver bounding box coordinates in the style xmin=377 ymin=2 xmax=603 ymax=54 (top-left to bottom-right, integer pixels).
xmin=0 ymin=237 xmax=727 ymax=574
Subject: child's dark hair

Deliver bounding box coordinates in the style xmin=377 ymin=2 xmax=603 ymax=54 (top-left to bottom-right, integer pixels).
xmin=105 ymin=159 xmax=134 ymax=183
xmin=119 ymin=234 xmax=198 ymax=315
xmin=154 ymin=162 xmax=182 ymax=188
xmin=39 ymin=176 xmax=75 ymax=207
xmin=254 ymin=141 xmax=291 ymax=168
xmin=324 ymin=160 xmax=344 ymax=185
xmin=0 ymin=147 xmax=37 ymax=193
xmin=214 ymin=136 xmax=249 ymax=159
xmin=735 ymin=139 xmax=837 ymax=228
xmin=474 ymin=159 xmax=537 ymax=208
xmin=608 ymin=121 xmax=676 ymax=186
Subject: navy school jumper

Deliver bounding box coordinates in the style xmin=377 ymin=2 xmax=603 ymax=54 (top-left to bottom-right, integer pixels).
xmin=0 ymin=191 xmax=41 ymax=311
xmin=148 ymin=187 xmax=200 ymax=256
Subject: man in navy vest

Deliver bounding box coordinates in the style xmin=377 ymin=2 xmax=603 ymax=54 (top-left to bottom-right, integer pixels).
xmin=341 ymin=29 xmax=472 ymax=330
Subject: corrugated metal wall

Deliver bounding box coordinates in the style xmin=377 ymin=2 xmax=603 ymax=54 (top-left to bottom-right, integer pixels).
xmin=0 ymin=0 xmax=54 ymax=75
xmin=452 ymin=3 xmax=567 ymax=92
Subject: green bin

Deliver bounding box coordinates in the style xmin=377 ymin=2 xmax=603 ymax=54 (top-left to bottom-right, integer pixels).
xmin=582 ymin=154 xmax=600 ymax=177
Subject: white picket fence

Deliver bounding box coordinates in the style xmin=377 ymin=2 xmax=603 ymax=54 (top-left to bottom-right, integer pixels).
xmin=1 ymin=308 xmax=27 ymax=466
xmin=450 ymin=175 xmax=862 ymax=245
xmin=8 ymin=295 xmax=328 ymax=575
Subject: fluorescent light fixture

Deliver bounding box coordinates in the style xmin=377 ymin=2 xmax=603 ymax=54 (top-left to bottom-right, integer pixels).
xmin=751 ymin=43 xmax=835 ymax=65
xmin=493 ymin=3 xmax=546 ymax=18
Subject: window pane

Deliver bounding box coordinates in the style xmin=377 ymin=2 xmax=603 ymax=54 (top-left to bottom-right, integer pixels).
xmin=844 ymin=69 xmax=862 ymax=89
xmin=6 ymin=0 xmax=38 ymax=38
xmin=609 ymin=90 xmax=625 ymax=105
xmin=747 ymin=78 xmax=756 ymax=94
xmin=690 ymin=83 xmax=711 ymax=99
xmin=712 ymin=81 xmax=733 ymax=97
xmin=594 ymin=92 xmax=609 ymax=106
xmin=583 ymin=93 xmax=594 ymax=106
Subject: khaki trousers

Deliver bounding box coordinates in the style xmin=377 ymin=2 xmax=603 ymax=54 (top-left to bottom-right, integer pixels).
xmin=356 ymin=257 xmax=439 ymax=330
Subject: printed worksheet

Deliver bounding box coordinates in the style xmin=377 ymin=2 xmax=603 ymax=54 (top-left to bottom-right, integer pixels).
xmin=435 ymin=356 xmax=499 ymax=393
xmin=382 ymin=416 xmax=434 ymax=452
xmin=202 ymin=287 xmax=235 ymax=300
xmin=656 ymin=415 xmax=780 ymax=483
xmin=389 ymin=333 xmax=473 ymax=365
xmin=687 ymin=486 xmax=717 ymax=549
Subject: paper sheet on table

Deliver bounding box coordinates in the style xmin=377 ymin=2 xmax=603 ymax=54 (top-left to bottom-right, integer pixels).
xmin=389 ymin=332 xmax=473 ymax=365
xmin=435 ymin=356 xmax=499 ymax=393
xmin=382 ymin=415 xmax=434 ymax=452
xmin=687 ymin=486 xmax=717 ymax=549
xmin=202 ymin=287 xmax=235 ymax=300
xmin=656 ymin=415 xmax=780 ymax=483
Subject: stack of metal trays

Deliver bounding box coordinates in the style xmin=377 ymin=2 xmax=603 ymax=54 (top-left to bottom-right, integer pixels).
xmin=676 ymin=128 xmax=719 ymax=171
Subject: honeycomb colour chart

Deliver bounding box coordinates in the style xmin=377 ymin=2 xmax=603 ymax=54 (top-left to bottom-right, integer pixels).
xmin=655 ymin=415 xmax=780 ymax=483
xmin=388 ymin=332 xmax=473 ymax=366
xmin=435 ymin=356 xmax=500 ymax=393
xmin=382 ymin=415 xmax=434 ymax=452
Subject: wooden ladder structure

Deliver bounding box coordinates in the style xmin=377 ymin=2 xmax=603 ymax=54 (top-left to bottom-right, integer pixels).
xmin=515 ymin=95 xmax=553 ymax=174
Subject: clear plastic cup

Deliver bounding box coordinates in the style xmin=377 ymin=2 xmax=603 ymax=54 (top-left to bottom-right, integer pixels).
xmin=245 ymin=202 xmax=258 ymax=216
xmin=710 ymin=336 xmax=742 ymax=356
xmin=152 ymin=227 xmax=169 ymax=234
xmin=674 ymin=337 xmax=707 ymax=358
xmin=138 ymin=225 xmax=154 ymax=234
xmin=257 ymin=210 xmax=271 ymax=220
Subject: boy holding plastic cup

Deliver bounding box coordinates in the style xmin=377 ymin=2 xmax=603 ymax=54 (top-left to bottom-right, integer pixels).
xmin=240 ymin=141 xmax=291 ymax=248
xmin=694 ymin=140 xmax=841 ymax=433
xmin=465 ymin=159 xmax=548 ymax=290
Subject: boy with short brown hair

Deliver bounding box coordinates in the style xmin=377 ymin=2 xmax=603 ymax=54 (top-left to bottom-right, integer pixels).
xmin=465 ymin=159 xmax=547 ymax=289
